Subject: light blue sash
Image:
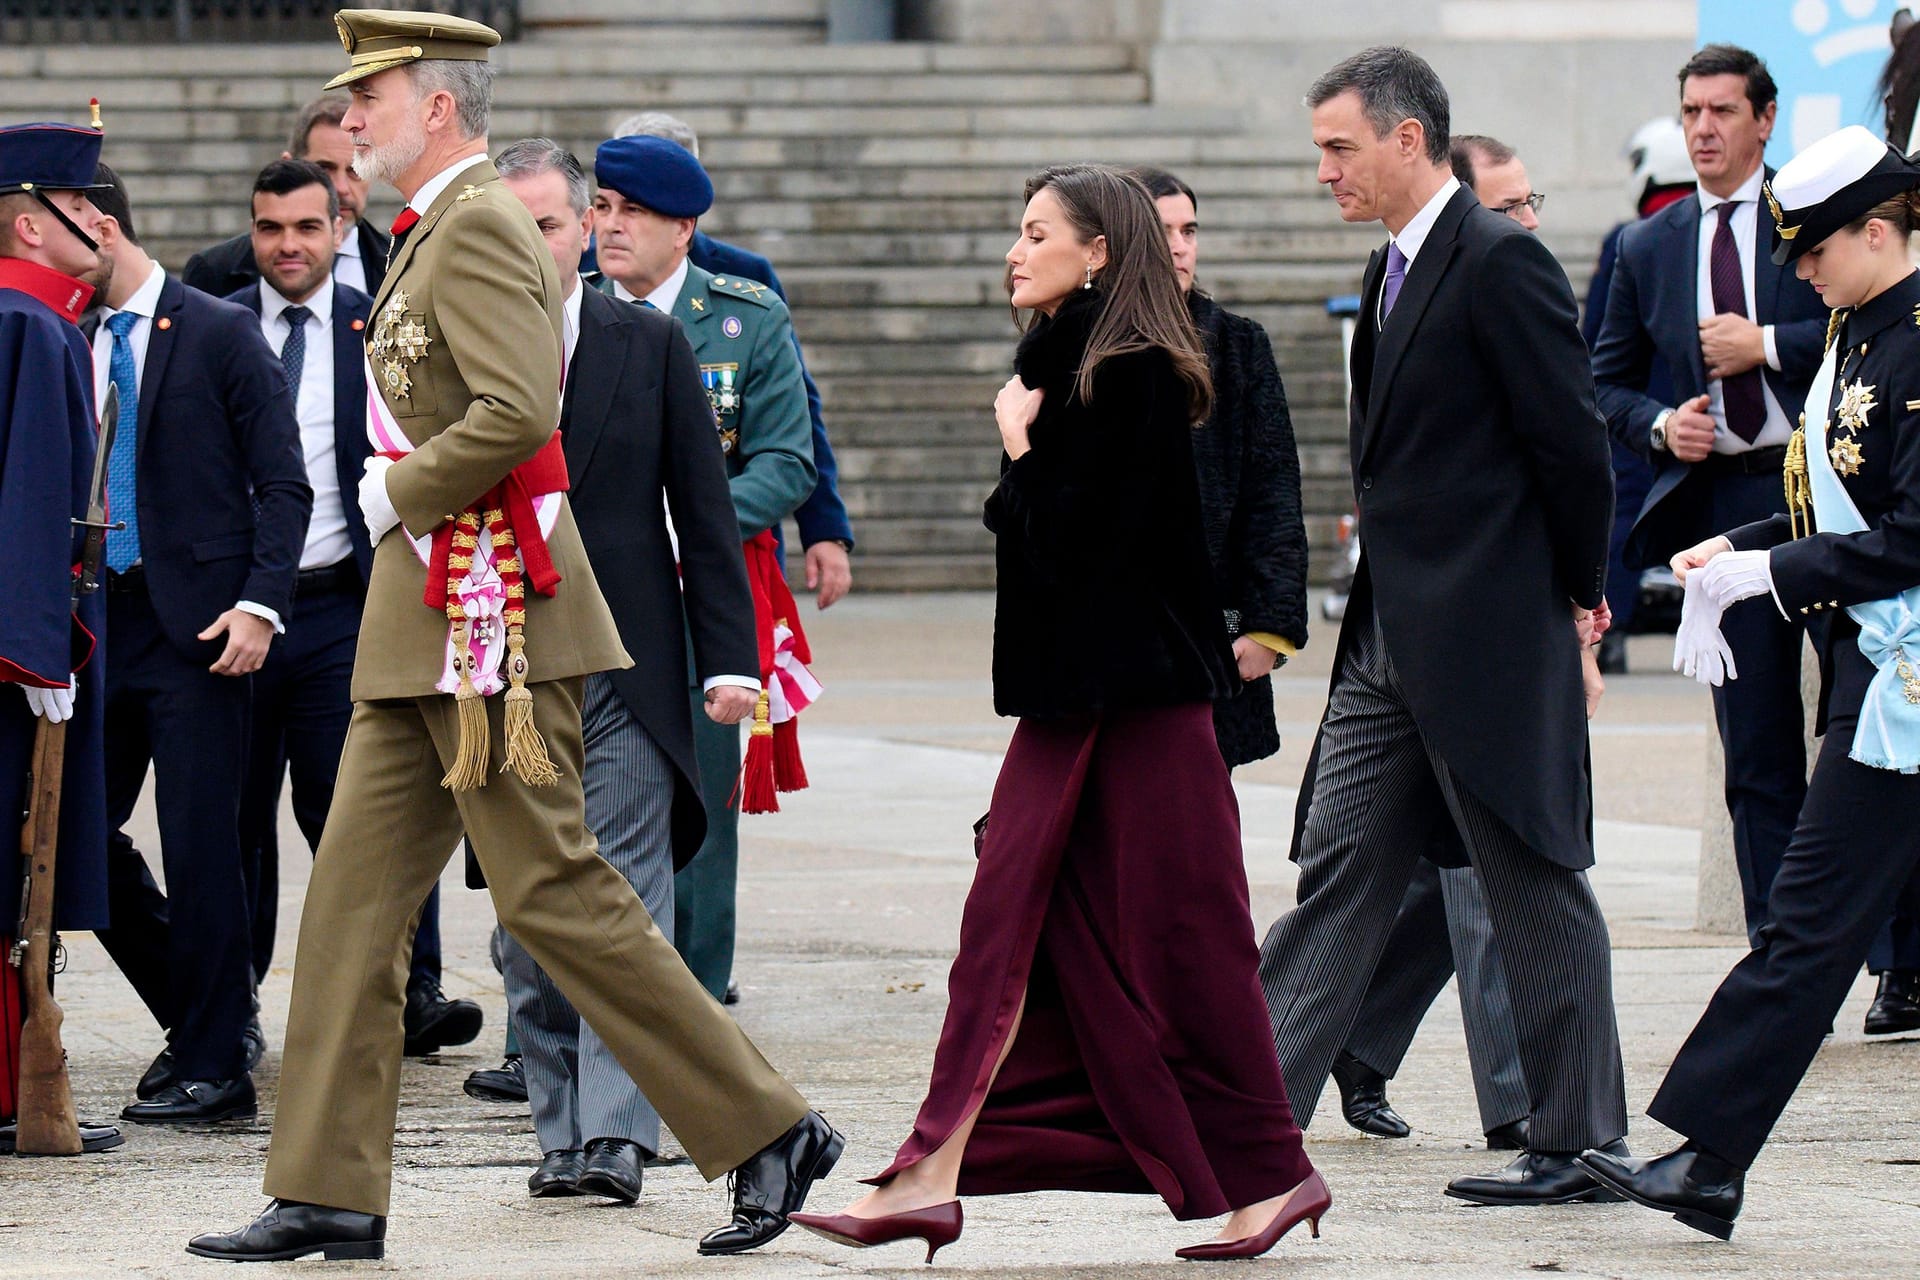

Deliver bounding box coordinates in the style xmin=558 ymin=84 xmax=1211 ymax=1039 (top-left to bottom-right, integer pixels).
xmin=1804 ymin=343 xmax=1920 ymax=772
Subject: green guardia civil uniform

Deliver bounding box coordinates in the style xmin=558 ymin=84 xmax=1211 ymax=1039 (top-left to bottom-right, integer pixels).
xmin=599 ymin=261 xmax=815 ymax=1000
xmin=262 ymin=12 xmax=807 ymax=1220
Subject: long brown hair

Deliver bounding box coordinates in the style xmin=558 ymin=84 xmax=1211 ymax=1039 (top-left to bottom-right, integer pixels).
xmin=1016 ymin=164 xmax=1213 ymax=424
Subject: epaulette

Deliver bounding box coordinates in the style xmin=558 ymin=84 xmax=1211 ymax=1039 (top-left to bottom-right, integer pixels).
xmin=706 ymin=274 xmax=776 ymax=309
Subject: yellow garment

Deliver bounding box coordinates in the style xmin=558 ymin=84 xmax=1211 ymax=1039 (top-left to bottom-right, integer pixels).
xmin=1244 ymin=631 xmax=1296 ymax=658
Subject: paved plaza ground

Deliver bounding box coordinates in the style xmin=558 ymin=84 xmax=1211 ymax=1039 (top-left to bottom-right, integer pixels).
xmin=5 ymin=593 xmax=1916 ymax=1278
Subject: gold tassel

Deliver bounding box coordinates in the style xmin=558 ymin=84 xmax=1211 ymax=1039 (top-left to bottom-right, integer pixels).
xmin=1824 ymin=308 xmax=1845 ymax=354
xmin=441 ymin=616 xmax=491 ymax=791
xmin=1785 ymin=426 xmax=1812 ymax=541
xmin=501 ymin=629 xmax=559 ymax=787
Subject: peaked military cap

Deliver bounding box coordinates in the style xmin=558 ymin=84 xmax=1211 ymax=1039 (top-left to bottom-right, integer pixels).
xmin=0 ymin=122 xmax=110 ymax=197
xmin=594 ymin=135 xmax=713 ymax=218
xmin=325 ymin=8 xmax=501 ymax=91
xmin=1765 ymin=124 xmax=1920 ymax=264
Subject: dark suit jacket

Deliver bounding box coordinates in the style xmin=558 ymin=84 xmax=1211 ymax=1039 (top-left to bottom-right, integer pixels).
xmin=689 ymin=229 xmax=854 ymax=550
xmin=1590 ymin=180 xmax=1827 ymax=567
xmin=563 ymin=283 xmax=758 ymax=867
xmin=226 ymin=280 xmax=376 ymax=582
xmin=1300 ymin=186 xmax=1614 ymax=870
xmin=182 ymin=219 xmax=391 ymax=301
xmin=86 ymin=275 xmax=311 ymax=662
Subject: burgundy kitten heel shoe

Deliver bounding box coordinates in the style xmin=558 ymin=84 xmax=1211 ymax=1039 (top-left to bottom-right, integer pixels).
xmin=1175 ymin=1170 xmax=1332 ymax=1261
xmin=789 ymin=1200 xmax=964 ymax=1264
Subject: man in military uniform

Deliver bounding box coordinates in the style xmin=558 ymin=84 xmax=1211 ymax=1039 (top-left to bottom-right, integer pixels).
xmin=0 ymin=119 xmax=120 ymax=1156
xmin=591 ymin=134 xmax=816 ymax=1003
xmin=189 ymin=12 xmax=839 ymax=1263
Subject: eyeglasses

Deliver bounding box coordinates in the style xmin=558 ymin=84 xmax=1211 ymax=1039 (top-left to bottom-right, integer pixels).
xmin=1498 ymin=193 xmax=1547 ymax=219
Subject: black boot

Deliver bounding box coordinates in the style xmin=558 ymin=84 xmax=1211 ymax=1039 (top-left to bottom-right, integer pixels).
xmin=1575 ymin=1143 xmax=1744 ymax=1240
xmin=402 ymin=977 xmax=483 ymax=1056
xmin=697 ymin=1111 xmax=844 ymax=1255
xmin=1330 ymin=1050 xmax=1410 ymax=1138
xmin=1864 ymin=970 xmax=1920 ymax=1036
xmin=186 ymin=1200 xmax=386 ymax=1261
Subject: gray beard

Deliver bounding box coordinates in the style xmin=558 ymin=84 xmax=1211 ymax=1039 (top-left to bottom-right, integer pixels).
xmin=352 ymin=129 xmax=426 ymax=188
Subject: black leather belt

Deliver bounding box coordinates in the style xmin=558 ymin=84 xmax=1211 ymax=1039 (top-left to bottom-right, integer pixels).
xmin=293 ymin=559 xmax=361 ymax=597
xmin=105 ymin=565 xmax=145 ymax=594
xmin=1699 ymin=445 xmax=1788 ymax=476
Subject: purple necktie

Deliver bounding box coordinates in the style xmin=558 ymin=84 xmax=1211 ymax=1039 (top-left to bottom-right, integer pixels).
xmin=1381 ymin=242 xmax=1408 ymax=323
xmin=1709 ymin=201 xmax=1766 ymax=443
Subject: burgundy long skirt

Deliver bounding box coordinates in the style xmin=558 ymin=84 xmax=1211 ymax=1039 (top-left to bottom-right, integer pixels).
xmin=869 ymin=702 xmax=1314 ymax=1220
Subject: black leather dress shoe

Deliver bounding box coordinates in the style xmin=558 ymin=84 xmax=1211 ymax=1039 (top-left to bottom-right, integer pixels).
xmin=0 ymin=1119 xmax=125 ymax=1154
xmin=1444 ymin=1138 xmax=1629 ymax=1206
xmin=697 ymin=1110 xmax=845 ymax=1255
xmin=1864 ymin=970 xmax=1920 ymax=1036
xmin=724 ymin=980 xmax=741 ymax=1006
xmin=463 ymin=1055 xmax=527 ymax=1103
xmin=402 ymin=978 xmax=484 ymax=1056
xmin=186 ymin=1199 xmax=386 ymax=1261
xmin=1485 ymin=1118 xmax=1530 ymax=1152
xmin=122 ymin=1076 xmax=256 ymax=1126
xmin=1330 ymin=1051 xmax=1410 ymax=1139
xmin=1575 ymin=1145 xmax=1744 ymax=1240
xmin=241 ymin=1014 xmax=266 ymax=1073
xmin=136 ymin=1047 xmax=178 ymax=1100
xmin=575 ymin=1137 xmax=644 ymax=1204
xmin=528 ymin=1148 xmax=585 ymax=1197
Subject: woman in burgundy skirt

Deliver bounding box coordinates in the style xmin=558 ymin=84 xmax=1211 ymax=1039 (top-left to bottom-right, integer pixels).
xmin=791 ymin=165 xmax=1327 ymax=1263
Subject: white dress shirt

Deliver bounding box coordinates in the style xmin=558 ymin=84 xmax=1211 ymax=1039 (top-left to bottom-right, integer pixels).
xmin=1378 ymin=176 xmax=1461 ymax=328
xmin=332 ymin=223 xmax=368 ymax=294
xmin=92 ymin=261 xmax=283 ymax=630
xmin=405 ymin=153 xmax=490 ymax=221
xmin=260 ymin=276 xmax=353 ymax=571
xmin=1694 ymin=168 xmax=1792 ymax=452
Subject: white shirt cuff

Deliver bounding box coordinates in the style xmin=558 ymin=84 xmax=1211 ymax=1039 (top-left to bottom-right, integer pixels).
xmin=1763 ymin=325 xmax=1781 ymax=372
xmin=703 ymin=675 xmax=761 ymax=694
xmin=236 ymin=600 xmax=285 ymax=634
xmin=1763 ymin=549 xmax=1790 ymax=620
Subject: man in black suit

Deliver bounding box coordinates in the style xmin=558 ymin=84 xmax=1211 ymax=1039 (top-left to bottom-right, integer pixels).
xmin=491 ymin=138 xmax=759 ymax=1204
xmin=1591 ymin=45 xmax=1827 ymax=944
xmin=183 ymin=95 xmax=392 ymax=300
xmin=1255 ymin=46 xmax=1626 ymax=1205
xmin=226 ymin=159 xmax=479 ymax=1058
xmin=83 ymin=165 xmax=311 ymax=1124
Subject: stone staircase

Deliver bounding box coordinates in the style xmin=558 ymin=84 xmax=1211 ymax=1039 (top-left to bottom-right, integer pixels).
xmin=0 ymin=36 xmax=1379 ymax=592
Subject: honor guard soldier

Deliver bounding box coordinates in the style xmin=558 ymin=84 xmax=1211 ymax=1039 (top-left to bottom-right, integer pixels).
xmin=591 ymin=134 xmax=817 ymax=1004
xmin=1580 ymin=125 xmax=1920 ymax=1238
xmin=0 ymin=119 xmax=120 ymax=1157
xmin=191 ymin=10 xmax=839 ymax=1264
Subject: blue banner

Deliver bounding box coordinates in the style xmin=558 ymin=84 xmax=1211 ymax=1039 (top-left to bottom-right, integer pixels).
xmin=1699 ymin=1 xmax=1902 ymax=155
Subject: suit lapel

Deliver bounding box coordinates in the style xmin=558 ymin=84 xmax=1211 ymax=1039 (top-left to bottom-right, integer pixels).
xmin=1753 ymin=168 xmax=1781 ymax=327
xmin=1350 ymin=246 xmax=1386 ymax=422
xmin=1669 ymin=195 xmax=1709 ymax=389
xmin=561 ymin=286 xmax=630 ymax=483
xmin=1360 ymin=188 xmax=1471 ymax=462
xmin=672 ymin=263 xmax=717 ymax=340
xmin=136 ymin=276 xmax=186 ymax=463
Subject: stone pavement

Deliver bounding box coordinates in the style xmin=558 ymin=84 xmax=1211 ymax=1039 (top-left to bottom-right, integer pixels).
xmin=5 ymin=593 xmax=1916 ymax=1278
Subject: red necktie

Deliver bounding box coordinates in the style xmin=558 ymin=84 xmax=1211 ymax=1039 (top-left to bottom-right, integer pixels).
xmin=390 ymin=207 xmax=420 ymax=238
xmin=1709 ymin=201 xmax=1766 ymax=444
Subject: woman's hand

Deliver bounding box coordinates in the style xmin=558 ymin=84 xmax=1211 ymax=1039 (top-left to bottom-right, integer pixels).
xmin=995 ymin=375 xmax=1044 ymax=460
xmin=1670 ymin=535 xmax=1733 ymax=583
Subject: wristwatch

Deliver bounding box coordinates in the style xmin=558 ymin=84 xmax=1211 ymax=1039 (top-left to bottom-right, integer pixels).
xmin=1649 ymin=408 xmax=1674 ymax=453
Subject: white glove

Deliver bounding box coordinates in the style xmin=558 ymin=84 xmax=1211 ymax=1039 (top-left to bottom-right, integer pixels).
xmin=1695 ymin=548 xmax=1776 ymax=613
xmin=359 ymin=455 xmax=400 ymax=546
xmin=1673 ymin=573 xmax=1738 ymax=687
xmin=21 ymin=677 xmax=77 ymax=723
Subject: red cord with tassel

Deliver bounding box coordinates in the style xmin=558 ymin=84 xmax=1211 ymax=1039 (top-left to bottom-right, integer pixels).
xmin=736 ymin=531 xmax=815 ymax=813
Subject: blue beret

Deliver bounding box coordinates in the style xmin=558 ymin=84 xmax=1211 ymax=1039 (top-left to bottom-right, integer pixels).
xmin=594 ymin=135 xmax=713 ymax=219
xmin=0 ymin=123 xmax=109 ymax=197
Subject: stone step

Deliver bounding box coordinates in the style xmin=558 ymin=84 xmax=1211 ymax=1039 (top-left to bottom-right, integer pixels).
xmin=835 ymin=445 xmax=1000 ymax=484
xmin=842 ymin=555 xmax=996 ymax=593
xmin=521 ymin=0 xmax=826 ymax=43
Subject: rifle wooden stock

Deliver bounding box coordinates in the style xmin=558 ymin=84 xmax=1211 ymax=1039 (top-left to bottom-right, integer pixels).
xmin=14 ymin=716 xmax=80 ymax=1155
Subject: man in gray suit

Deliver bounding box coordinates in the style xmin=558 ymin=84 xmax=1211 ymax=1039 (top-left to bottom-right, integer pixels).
xmin=492 ymin=139 xmax=761 ymax=1203
xmin=1257 ymin=48 xmax=1627 ymax=1206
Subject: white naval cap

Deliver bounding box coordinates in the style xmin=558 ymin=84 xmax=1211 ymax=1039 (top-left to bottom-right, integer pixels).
xmin=1764 ymin=124 xmax=1920 ymax=264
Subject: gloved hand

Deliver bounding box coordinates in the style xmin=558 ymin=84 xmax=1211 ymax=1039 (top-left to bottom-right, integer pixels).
xmin=1694 ymin=548 xmax=1776 ymax=613
xmin=21 ymin=677 xmax=77 ymax=723
xmin=1673 ymin=573 xmax=1739 ymax=687
xmin=360 ymin=455 xmax=400 ymax=546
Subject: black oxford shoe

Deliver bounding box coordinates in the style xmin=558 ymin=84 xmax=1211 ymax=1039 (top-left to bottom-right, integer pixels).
xmin=697 ymin=1110 xmax=845 ymax=1255
xmin=1485 ymin=1118 xmax=1530 ymax=1152
xmin=241 ymin=1014 xmax=267 ymax=1073
xmin=1864 ymin=970 xmax=1920 ymax=1036
xmin=463 ymin=1054 xmax=527 ymax=1103
xmin=575 ymin=1137 xmax=644 ymax=1204
xmin=1575 ymin=1145 xmax=1744 ymax=1240
xmin=1330 ymin=1051 xmax=1411 ymax=1139
xmin=0 ymin=1119 xmax=124 ymax=1155
xmin=186 ymin=1199 xmax=385 ymax=1262
xmin=122 ymin=1076 xmax=256 ymax=1126
xmin=1444 ymin=1138 xmax=1629 ymax=1206
xmin=402 ymin=978 xmax=484 ymax=1056
xmin=136 ymin=1046 xmax=178 ymax=1100
xmin=528 ymin=1148 xmax=585 ymax=1197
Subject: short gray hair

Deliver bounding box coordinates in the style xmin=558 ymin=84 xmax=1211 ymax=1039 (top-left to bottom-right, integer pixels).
xmin=287 ymin=94 xmax=350 ymax=158
xmin=1306 ymin=46 xmax=1451 ymax=167
xmin=408 ymin=59 xmax=494 ymax=140
xmin=612 ymin=110 xmax=700 ymax=159
xmin=495 ymin=137 xmax=591 ymax=215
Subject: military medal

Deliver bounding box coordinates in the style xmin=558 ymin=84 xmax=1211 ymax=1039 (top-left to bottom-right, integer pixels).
xmin=1835 ymin=379 xmax=1876 ymax=432
xmin=700 ymin=362 xmax=741 ymax=451
xmin=1830 ymin=435 xmax=1864 ymax=477
xmin=371 ymin=289 xmax=430 ymax=401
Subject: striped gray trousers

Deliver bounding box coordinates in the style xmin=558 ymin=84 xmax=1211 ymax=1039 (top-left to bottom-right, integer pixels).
xmin=496 ymin=673 xmax=677 ymax=1156
xmin=1258 ymin=612 xmax=1627 ymax=1153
